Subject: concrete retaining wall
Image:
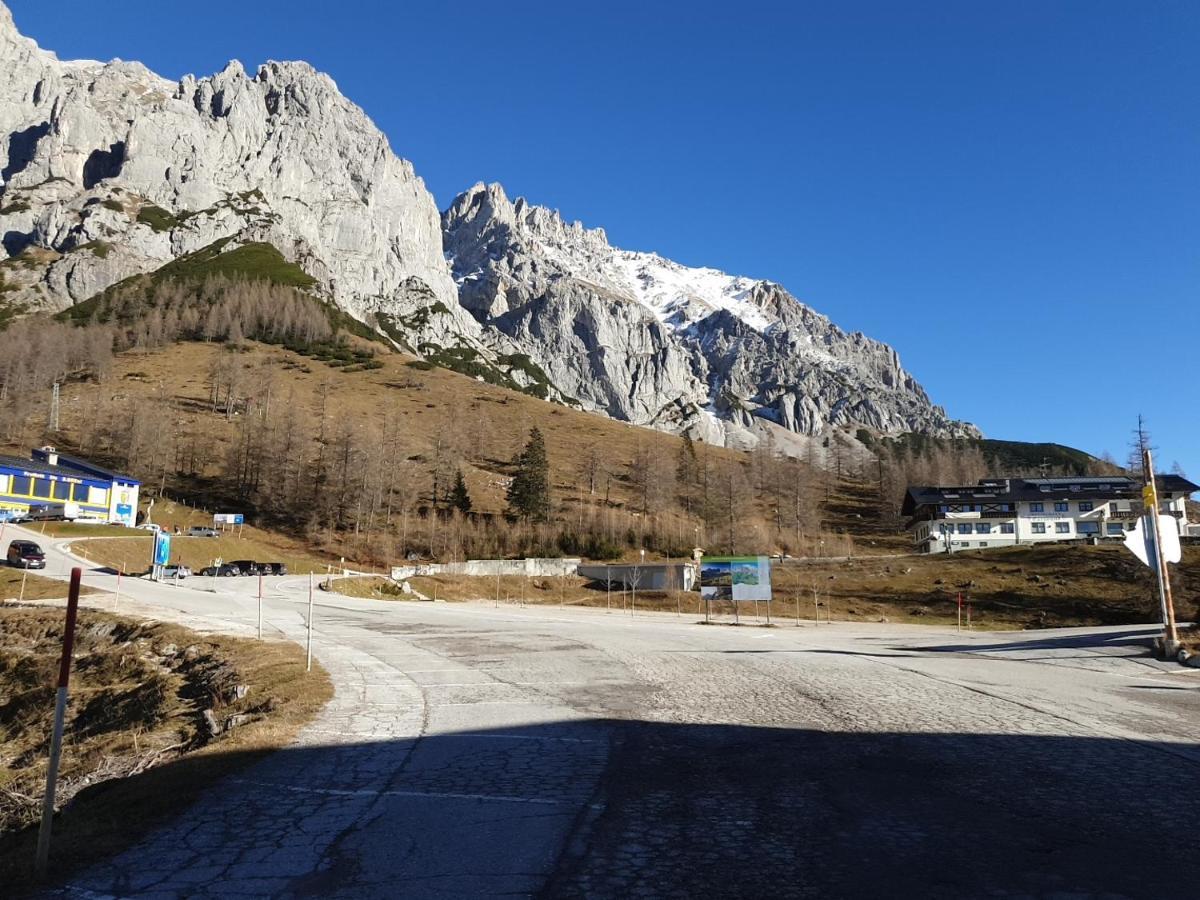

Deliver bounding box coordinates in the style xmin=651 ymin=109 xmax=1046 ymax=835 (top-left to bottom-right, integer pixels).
xmin=577 ymin=563 xmax=695 ymax=592
xmin=391 ymin=558 xmax=581 ymax=581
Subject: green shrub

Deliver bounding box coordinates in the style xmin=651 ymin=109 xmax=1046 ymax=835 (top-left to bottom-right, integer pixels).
xmin=136 ymin=204 xmax=181 ymax=233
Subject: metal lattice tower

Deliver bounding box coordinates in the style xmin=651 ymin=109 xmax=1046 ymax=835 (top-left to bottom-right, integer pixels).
xmin=49 ymin=382 xmax=60 ymax=431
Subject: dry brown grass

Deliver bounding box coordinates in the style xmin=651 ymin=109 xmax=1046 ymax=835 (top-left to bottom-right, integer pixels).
xmin=770 ymin=543 xmax=1200 ymax=629
xmin=0 ymin=606 xmax=331 ymax=889
xmin=68 ymin=532 xmax=334 ymax=576
xmin=26 ymin=340 xmax=760 ymax=519
xmin=0 ymin=569 xmax=95 ymax=603
xmin=327 ymin=575 xmax=408 ymax=599
xmin=344 ymin=542 xmax=1200 ymax=629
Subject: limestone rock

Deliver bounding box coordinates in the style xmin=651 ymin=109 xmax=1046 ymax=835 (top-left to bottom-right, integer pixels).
xmin=0 ymin=2 xmax=479 ymax=351
xmin=443 ymin=182 xmax=978 ymax=445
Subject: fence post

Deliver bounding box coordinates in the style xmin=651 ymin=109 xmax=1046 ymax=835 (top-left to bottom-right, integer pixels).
xmin=35 ymin=567 xmax=82 ymax=877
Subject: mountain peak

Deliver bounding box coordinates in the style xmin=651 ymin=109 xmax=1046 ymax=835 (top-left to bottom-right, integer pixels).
xmin=0 ymin=3 xmax=16 ymax=41
xmin=0 ymin=2 xmax=39 ymax=57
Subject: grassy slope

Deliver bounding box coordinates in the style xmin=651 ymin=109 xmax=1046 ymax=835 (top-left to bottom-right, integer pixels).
xmin=60 ymin=241 xmax=317 ymax=327
xmin=70 ymin=534 xmax=337 ymax=577
xmin=771 ymin=543 xmax=1199 ymax=629
xmin=348 ymin=543 xmax=1199 ymax=630
xmin=0 ymin=569 xmax=97 ymax=601
xmin=34 ymin=340 xmax=751 ymax=522
xmin=0 ymin=606 xmax=331 ymax=889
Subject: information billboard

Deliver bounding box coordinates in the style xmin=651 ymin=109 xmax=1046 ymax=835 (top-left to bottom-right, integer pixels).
xmin=153 ymin=532 xmax=171 ymax=566
xmin=700 ymin=556 xmax=772 ymax=602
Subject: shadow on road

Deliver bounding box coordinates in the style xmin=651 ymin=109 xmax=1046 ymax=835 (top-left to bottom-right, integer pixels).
xmin=10 ymin=720 xmax=1199 ymax=898
xmin=904 ymin=626 xmax=1162 ymax=655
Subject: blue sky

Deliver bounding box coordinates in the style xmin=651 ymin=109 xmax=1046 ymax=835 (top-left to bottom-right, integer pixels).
xmin=11 ymin=1 xmax=1199 ymax=475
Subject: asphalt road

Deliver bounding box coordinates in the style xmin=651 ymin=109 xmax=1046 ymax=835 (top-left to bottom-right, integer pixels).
xmin=11 ymin=525 xmax=1200 ymax=898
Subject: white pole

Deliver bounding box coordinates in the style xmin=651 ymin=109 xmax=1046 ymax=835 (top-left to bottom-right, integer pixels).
xmin=20 ymin=569 xmax=27 ymax=603
xmin=306 ymin=573 xmax=314 ymax=672
xmin=257 ymin=573 xmax=263 ymax=641
xmin=114 ymin=567 xmax=121 ymax=612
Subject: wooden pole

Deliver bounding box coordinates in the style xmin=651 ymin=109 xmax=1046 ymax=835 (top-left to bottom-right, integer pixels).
xmin=36 ymin=568 xmax=82 ymax=877
xmin=1142 ymin=449 xmax=1179 ymax=647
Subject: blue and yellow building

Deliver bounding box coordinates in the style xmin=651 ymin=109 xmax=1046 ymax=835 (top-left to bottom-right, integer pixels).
xmin=0 ymin=447 xmax=140 ymax=526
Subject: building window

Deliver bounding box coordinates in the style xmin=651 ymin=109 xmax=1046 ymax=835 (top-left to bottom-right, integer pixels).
xmin=52 ymin=481 xmax=70 ymax=501
xmin=1078 ymin=501 xmax=1093 ymax=512
xmin=1054 ymin=502 xmax=1069 ymax=512
xmin=1106 ymin=523 xmax=1124 ymax=535
xmin=1030 ymin=502 xmax=1044 ymax=512
xmin=1126 ymin=521 xmax=1136 ymax=531
xmin=957 ymin=523 xmax=972 ymax=534
xmin=10 ymin=475 xmax=31 ymax=496
xmin=1077 ymin=522 xmax=1100 ymax=535
xmin=975 ymin=523 xmax=991 ymax=534
xmin=1055 ymin=522 xmax=1071 ymax=534
xmin=1032 ymin=522 xmax=1047 ymax=534
xmin=1001 ymin=523 xmax=1015 ymax=534
xmin=32 ymin=479 xmax=52 ymax=499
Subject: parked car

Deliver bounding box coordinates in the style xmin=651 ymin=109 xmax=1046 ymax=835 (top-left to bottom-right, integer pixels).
xmin=229 ymin=560 xmax=259 ymax=576
xmin=7 ymin=540 xmax=46 ymax=569
xmin=27 ymin=502 xmax=80 ymax=522
xmin=137 ymin=523 xmax=162 ymax=533
xmin=199 ymin=564 xmax=240 ymax=577
xmin=260 ymin=562 xmax=288 ymax=576
xmin=162 ymin=564 xmax=191 ymax=579
xmin=188 ymin=526 xmax=219 ymax=537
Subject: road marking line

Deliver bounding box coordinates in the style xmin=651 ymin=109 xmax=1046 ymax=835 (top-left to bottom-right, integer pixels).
xmin=231 ymin=778 xmax=567 ymax=805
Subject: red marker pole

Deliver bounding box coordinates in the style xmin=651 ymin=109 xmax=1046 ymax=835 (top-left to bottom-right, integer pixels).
xmin=36 ymin=567 xmax=82 ymax=877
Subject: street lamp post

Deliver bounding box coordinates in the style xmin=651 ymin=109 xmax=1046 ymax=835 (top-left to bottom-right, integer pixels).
xmin=632 ymin=548 xmax=645 ymax=615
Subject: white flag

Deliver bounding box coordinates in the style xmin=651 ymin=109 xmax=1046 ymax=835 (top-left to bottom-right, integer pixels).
xmin=1123 ymin=514 xmax=1182 ymax=568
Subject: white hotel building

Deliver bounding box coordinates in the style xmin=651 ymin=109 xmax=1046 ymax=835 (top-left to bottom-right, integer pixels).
xmin=902 ymin=475 xmax=1198 ymax=553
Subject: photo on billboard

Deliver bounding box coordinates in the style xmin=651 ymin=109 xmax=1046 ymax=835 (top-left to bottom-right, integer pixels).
xmin=701 ymin=556 xmax=772 ymax=602
xmin=700 ymin=559 xmax=734 ymax=601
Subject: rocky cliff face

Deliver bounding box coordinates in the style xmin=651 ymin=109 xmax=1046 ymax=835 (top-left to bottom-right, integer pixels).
xmin=0 ymin=4 xmax=975 ymax=447
xmin=444 ymin=183 xmax=975 ymax=445
xmin=0 ymin=2 xmax=480 ymax=350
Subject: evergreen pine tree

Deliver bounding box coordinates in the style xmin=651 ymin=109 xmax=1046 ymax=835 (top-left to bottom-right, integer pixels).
xmin=506 ymin=427 xmax=551 ymax=522
xmin=450 ymin=469 xmax=473 ymax=514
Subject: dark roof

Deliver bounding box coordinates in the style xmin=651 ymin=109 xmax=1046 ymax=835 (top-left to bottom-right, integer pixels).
xmin=1157 ymin=474 xmax=1200 ymax=494
xmin=0 ymin=453 xmax=94 ymax=482
xmin=33 ymin=449 xmax=138 ymax=484
xmin=901 ymin=474 xmax=1198 ymax=516
xmin=0 ymin=450 xmax=138 ymax=486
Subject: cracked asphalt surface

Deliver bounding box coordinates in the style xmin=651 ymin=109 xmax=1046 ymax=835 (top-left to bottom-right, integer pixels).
xmin=15 ymin=525 xmax=1200 ymax=898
